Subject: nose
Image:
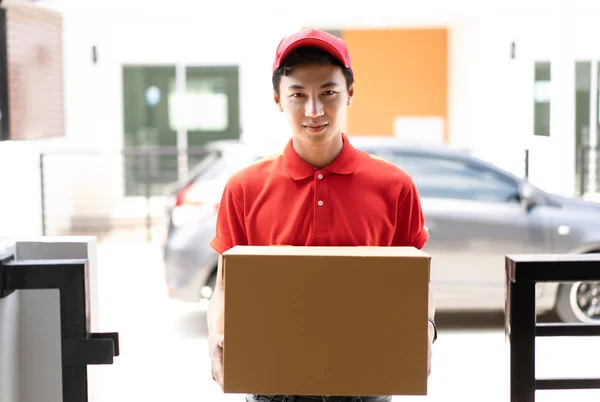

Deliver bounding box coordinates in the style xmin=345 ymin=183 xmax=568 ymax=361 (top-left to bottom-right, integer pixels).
xmin=305 ymin=97 xmax=324 ymax=118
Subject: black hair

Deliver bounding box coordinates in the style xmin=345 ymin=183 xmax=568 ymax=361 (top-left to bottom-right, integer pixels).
xmin=272 ymin=46 xmax=354 ymax=96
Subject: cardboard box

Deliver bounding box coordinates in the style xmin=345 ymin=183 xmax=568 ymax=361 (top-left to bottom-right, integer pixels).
xmin=222 ymin=246 xmax=431 ymax=396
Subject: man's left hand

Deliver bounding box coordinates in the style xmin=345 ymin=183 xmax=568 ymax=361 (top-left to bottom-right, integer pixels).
xmin=427 ymin=320 xmax=434 ymax=377
xmin=427 ymin=285 xmax=436 ymax=377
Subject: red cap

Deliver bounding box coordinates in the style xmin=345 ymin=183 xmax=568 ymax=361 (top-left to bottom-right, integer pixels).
xmin=272 ymin=28 xmax=353 ymax=73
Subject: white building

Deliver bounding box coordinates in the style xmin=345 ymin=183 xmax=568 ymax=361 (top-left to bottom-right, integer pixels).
xmin=1 ymin=0 xmax=600 ymax=238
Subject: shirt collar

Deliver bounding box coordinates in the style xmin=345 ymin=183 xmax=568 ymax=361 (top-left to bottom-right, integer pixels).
xmin=283 ymin=133 xmax=357 ymax=181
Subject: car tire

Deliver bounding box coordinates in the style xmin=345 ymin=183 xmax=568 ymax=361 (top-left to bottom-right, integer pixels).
xmin=555 ymin=250 xmax=600 ymax=323
xmin=555 ymin=282 xmax=600 ymax=323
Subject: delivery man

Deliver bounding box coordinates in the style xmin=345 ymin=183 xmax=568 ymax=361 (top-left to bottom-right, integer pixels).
xmin=207 ymin=28 xmax=437 ymax=402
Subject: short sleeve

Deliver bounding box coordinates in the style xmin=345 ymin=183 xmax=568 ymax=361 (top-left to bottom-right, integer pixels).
xmin=392 ymin=179 xmax=429 ymax=250
xmin=209 ymin=179 xmax=248 ymax=254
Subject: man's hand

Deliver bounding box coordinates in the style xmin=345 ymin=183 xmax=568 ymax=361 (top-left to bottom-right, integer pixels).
xmin=427 ymin=321 xmax=434 ymax=377
xmin=207 ymin=255 xmax=225 ymax=389
xmin=209 ymin=334 xmax=225 ymax=389
xmin=427 ymin=284 xmax=436 ymax=378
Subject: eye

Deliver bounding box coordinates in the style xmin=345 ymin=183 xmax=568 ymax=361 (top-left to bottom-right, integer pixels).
xmin=290 ymin=93 xmax=305 ymax=98
xmin=322 ymin=90 xmax=337 ymax=96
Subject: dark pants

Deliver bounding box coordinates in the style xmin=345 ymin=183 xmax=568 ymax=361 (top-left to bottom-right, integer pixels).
xmin=245 ymin=395 xmax=392 ymax=402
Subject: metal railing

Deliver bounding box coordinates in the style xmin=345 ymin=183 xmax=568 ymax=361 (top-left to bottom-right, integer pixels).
xmin=40 ymin=147 xmax=210 ymax=243
xmin=505 ymin=254 xmax=600 ymax=402
xmin=576 ymin=145 xmax=600 ymax=196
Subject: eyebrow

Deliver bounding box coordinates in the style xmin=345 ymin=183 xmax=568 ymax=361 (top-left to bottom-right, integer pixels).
xmin=288 ymin=81 xmax=340 ymax=90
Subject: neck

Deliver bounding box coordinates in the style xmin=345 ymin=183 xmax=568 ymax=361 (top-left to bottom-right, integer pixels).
xmin=293 ymin=134 xmax=344 ymax=169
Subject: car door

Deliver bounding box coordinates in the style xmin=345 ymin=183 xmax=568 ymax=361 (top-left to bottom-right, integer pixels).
xmin=378 ymin=149 xmax=552 ymax=311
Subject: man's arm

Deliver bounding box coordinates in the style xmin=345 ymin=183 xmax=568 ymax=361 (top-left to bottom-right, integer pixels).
xmin=207 ymin=255 xmax=225 ymax=389
xmin=427 ymin=284 xmax=436 ymax=377
xmin=428 ymin=284 xmax=436 ymax=342
xmin=208 ymin=177 xmax=246 ymax=336
xmin=207 ymin=254 xmax=225 ymax=336
xmin=428 ymin=284 xmax=436 ymax=324
xmin=207 ymin=174 xmax=248 ymax=390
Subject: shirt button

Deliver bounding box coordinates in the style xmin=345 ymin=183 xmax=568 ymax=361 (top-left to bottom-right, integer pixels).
xmin=317 ymin=173 xmax=323 ymax=180
xmin=317 ymin=200 xmax=324 ymax=207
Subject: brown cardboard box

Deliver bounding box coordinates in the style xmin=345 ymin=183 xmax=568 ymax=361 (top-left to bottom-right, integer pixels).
xmin=222 ymin=246 xmax=431 ymax=396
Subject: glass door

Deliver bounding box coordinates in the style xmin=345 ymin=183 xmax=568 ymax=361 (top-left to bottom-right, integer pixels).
xmin=123 ymin=66 xmax=177 ymax=196
xmin=122 ymin=65 xmax=240 ymax=196
xmin=182 ymin=66 xmax=240 ymax=170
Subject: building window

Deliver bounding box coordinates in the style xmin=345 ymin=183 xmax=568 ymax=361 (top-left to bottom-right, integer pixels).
xmin=534 ymin=61 xmax=551 ymax=137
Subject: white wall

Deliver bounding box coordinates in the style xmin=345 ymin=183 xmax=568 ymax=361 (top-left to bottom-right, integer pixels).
xmin=0 ymin=143 xmax=44 ymax=237
xmin=46 ymin=9 xmax=300 ymax=224
xmin=0 ymin=240 xmax=19 ymax=402
xmin=0 ymin=293 xmax=20 ymax=402
xmin=17 ymin=287 xmax=62 ymax=402
xmin=447 ymin=4 xmax=600 ymax=197
xmin=8 ymin=0 xmax=600 ymax=235
xmin=0 ymin=139 xmax=74 ymax=238
xmin=67 ymin=10 xmax=297 ymax=147
xmin=53 ymin=2 xmax=600 ymax=229
xmin=447 ymin=12 xmax=538 ymax=177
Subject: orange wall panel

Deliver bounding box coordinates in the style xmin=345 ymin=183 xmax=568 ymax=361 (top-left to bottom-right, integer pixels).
xmin=342 ymin=29 xmax=448 ymax=140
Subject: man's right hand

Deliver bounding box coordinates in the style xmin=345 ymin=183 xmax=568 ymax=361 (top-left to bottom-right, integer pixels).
xmin=207 ymin=255 xmax=225 ymax=389
xmin=209 ymin=334 xmax=225 ymax=390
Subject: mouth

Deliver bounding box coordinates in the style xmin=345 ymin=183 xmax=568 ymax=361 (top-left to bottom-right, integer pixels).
xmin=304 ymin=124 xmax=328 ymax=133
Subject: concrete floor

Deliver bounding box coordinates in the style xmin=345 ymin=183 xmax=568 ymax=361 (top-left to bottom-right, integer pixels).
xmin=90 ymin=244 xmax=600 ymax=402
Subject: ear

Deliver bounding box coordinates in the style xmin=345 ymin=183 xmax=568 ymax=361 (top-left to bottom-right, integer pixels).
xmin=347 ymin=85 xmax=354 ymax=107
xmin=273 ymin=90 xmax=283 ymax=112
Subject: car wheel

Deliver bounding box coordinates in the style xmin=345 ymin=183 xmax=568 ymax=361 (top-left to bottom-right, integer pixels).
xmin=555 ymin=281 xmax=600 ymax=323
xmin=200 ymin=270 xmax=218 ymax=300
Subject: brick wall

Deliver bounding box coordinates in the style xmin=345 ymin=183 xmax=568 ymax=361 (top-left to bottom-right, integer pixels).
xmin=3 ymin=2 xmax=64 ymax=140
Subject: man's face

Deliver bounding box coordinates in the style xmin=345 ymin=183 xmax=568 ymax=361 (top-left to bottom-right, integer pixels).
xmin=274 ymin=63 xmax=354 ymax=145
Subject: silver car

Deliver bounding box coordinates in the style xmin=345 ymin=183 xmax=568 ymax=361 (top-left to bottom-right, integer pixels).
xmin=163 ymin=137 xmax=600 ymax=323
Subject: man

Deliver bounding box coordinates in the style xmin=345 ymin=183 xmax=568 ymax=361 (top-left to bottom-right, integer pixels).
xmin=207 ymin=28 xmax=437 ymax=402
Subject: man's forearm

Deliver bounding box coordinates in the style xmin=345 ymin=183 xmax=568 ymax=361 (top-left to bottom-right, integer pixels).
xmin=207 ymin=288 xmax=224 ymax=336
xmin=207 ymin=255 xmax=225 ymax=336
xmin=428 ymin=285 xmax=436 ymax=343
xmin=428 ymin=285 xmax=435 ymax=318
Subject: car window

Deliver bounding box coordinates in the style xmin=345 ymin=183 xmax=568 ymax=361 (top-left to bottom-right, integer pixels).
xmin=367 ymin=150 xmax=521 ymax=203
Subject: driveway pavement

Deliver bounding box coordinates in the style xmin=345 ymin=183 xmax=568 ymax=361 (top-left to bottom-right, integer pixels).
xmin=91 ymin=244 xmax=600 ymax=402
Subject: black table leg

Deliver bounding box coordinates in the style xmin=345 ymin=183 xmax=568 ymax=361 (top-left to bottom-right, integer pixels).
xmin=507 ymin=279 xmax=536 ymax=402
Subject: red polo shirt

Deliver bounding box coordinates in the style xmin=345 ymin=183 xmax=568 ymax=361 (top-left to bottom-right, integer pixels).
xmin=209 ymin=134 xmax=428 ymax=254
